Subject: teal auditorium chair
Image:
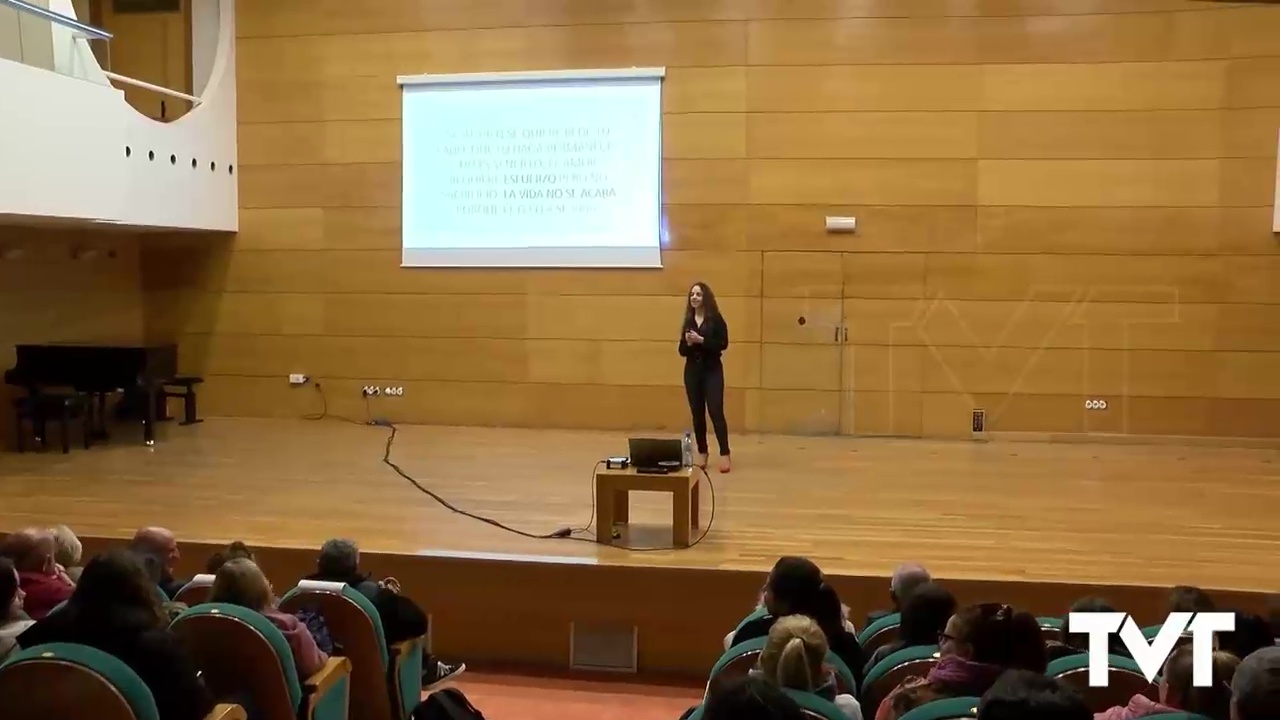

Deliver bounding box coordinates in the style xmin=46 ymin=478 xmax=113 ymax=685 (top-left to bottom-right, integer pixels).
xmin=1047 ymin=652 xmax=1155 ymax=714
xmin=861 ymin=644 xmax=940 ymax=717
xmin=857 ymin=612 xmax=902 ymax=656
xmin=175 ymin=573 xmax=217 ymax=606
xmin=1038 ymin=616 xmax=1064 ymax=642
xmin=280 ymin=580 xmax=424 ymax=720
xmin=898 ymin=696 xmax=980 ymax=720
xmin=171 ymin=603 xmax=351 ymax=720
xmin=731 ymin=606 xmax=769 ymax=637
xmin=686 ymin=687 xmax=848 ymax=720
xmin=781 ymin=687 xmax=847 ymax=720
xmin=705 ymin=636 xmax=858 ymax=699
xmin=0 ymin=642 xmax=246 ymax=720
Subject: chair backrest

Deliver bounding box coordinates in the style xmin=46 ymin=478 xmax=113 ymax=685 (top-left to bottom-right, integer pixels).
xmin=858 ymin=612 xmax=902 ymax=656
xmin=899 ymin=695 xmax=981 ymax=720
xmin=706 ymin=636 xmax=859 ymax=699
xmin=281 ymin=581 xmax=393 ymax=720
xmin=1047 ymin=653 xmax=1156 ymax=714
xmin=861 ymin=644 xmax=940 ymax=715
xmin=706 ymin=637 xmax=765 ymax=698
xmin=0 ymin=642 xmax=159 ymax=720
xmin=1142 ymin=624 xmax=1194 ymax=651
xmin=781 ymin=688 xmax=846 ymax=720
xmin=174 ymin=574 xmax=216 ymax=606
xmin=1038 ymin=616 xmax=1064 ymax=642
xmin=731 ymin=606 xmax=769 ymax=637
xmin=171 ymin=603 xmax=302 ymax=720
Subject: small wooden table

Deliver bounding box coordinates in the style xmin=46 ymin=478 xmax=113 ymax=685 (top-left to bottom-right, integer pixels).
xmin=595 ymin=467 xmax=701 ymax=547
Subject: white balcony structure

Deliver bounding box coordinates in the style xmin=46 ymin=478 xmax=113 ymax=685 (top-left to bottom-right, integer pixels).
xmin=0 ymin=0 xmax=237 ymax=231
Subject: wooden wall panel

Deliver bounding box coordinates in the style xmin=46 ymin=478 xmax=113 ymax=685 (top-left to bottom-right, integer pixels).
xmin=143 ymin=1 xmax=1280 ymax=437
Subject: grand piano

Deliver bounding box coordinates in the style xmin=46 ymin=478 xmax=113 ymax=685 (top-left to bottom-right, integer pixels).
xmin=4 ymin=342 xmax=178 ymax=445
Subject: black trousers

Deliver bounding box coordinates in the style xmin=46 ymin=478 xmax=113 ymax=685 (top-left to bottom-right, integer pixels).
xmin=684 ymin=360 xmax=730 ymax=456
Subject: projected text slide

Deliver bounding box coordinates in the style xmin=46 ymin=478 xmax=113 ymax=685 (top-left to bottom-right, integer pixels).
xmin=398 ymin=69 xmax=665 ymax=268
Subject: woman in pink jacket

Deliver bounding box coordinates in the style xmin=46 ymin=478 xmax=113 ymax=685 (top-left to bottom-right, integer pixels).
xmin=1094 ymin=643 xmax=1239 ymax=720
xmin=209 ymin=558 xmax=328 ymax=679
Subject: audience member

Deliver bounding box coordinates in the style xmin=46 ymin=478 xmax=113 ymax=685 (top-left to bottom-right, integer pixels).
xmin=0 ymin=528 xmax=74 ymax=620
xmin=866 ymin=563 xmax=931 ymax=627
xmin=1219 ymin=612 xmax=1274 ymax=663
xmin=16 ymin=549 xmax=212 ymax=720
xmin=1051 ymin=596 xmax=1125 ymax=661
xmin=1232 ymin=646 xmax=1279 ymax=720
xmin=1096 ymin=643 xmax=1238 ymax=720
xmin=0 ymin=557 xmax=35 ymax=662
xmin=731 ymin=557 xmax=866 ymax=683
xmin=50 ymin=524 xmax=84 ymax=583
xmin=130 ymin=548 xmax=190 ymax=622
xmin=864 ymin=582 xmax=956 ymax=674
xmin=978 ymin=670 xmax=1090 ymax=720
xmin=1267 ymin=595 xmax=1279 ymax=640
xmin=210 ymin=558 xmax=328 ymax=679
xmin=876 ymin=602 xmax=1047 ymax=720
xmin=757 ymin=615 xmax=862 ymax=720
xmin=205 ymin=540 xmax=255 ymax=574
xmin=704 ymin=675 xmax=807 ymax=720
xmin=305 ymin=538 xmax=463 ymax=685
xmin=1169 ymin=585 xmax=1216 ymax=614
xmin=130 ymin=527 xmax=185 ymax=599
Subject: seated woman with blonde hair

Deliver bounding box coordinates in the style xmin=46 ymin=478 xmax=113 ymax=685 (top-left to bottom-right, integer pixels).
xmin=758 ymin=615 xmax=863 ymax=720
xmin=50 ymin=525 xmax=84 ymax=583
xmin=1095 ymin=643 xmax=1239 ymax=720
xmin=209 ymin=558 xmax=329 ymax=679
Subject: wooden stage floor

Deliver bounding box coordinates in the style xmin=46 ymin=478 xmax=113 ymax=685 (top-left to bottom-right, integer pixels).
xmin=0 ymin=418 xmax=1276 ymax=593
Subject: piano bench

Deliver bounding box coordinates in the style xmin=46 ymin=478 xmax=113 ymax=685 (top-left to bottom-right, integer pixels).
xmin=13 ymin=392 xmax=93 ymax=454
xmin=159 ymin=376 xmax=204 ymax=425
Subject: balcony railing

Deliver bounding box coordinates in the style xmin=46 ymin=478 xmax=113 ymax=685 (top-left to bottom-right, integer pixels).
xmin=1 ymin=0 xmax=201 ymax=116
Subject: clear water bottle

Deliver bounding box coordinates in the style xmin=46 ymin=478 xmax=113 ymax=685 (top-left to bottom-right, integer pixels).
xmin=682 ymin=431 xmax=693 ymax=467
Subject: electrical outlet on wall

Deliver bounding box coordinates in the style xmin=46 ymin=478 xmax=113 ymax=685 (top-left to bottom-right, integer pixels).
xmin=383 ymin=386 xmax=405 ymax=397
xmin=288 ymin=373 xmax=309 ymax=386
xmin=362 ymin=386 xmax=380 ymax=397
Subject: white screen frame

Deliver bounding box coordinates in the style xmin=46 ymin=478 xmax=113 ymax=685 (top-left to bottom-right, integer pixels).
xmin=396 ymin=68 xmax=666 ymax=269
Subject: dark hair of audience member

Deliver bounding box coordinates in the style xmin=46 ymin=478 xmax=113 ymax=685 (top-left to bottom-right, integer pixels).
xmin=1059 ymin=596 xmax=1119 ymax=652
xmin=205 ymin=541 xmax=255 ymax=575
xmin=765 ymin=556 xmax=845 ymax=640
xmin=0 ymin=557 xmax=19 ymax=618
xmin=1162 ymin=643 xmax=1239 ymax=720
xmin=899 ymin=582 xmax=957 ymax=646
xmin=1219 ymin=612 xmax=1274 ymax=663
xmin=1233 ymin=646 xmax=1280 ymax=720
xmin=954 ymin=603 xmax=1048 ymax=672
xmin=978 ymin=670 xmax=1090 ymax=720
xmin=65 ymin=549 xmax=166 ymax=628
xmin=131 ymin=548 xmax=166 ymax=587
xmin=703 ymin=675 xmax=807 ymax=720
xmin=1169 ymin=585 xmax=1216 ymax=614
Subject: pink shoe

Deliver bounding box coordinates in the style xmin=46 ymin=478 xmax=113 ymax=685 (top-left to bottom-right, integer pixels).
xmin=718 ymin=455 xmax=731 ymax=473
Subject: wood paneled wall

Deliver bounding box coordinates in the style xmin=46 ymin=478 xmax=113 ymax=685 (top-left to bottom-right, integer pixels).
xmin=0 ymin=226 xmax=145 ymax=448
xmin=152 ymin=0 xmax=1280 ymax=438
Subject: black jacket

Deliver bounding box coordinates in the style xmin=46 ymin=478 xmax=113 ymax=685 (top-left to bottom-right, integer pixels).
xmin=304 ymin=572 xmax=427 ymax=644
xmin=678 ymin=314 xmax=729 ymax=365
xmin=18 ymin=608 xmax=211 ymax=720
